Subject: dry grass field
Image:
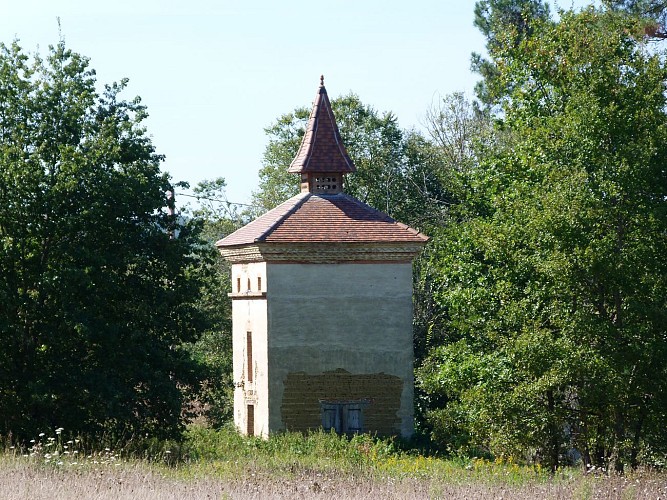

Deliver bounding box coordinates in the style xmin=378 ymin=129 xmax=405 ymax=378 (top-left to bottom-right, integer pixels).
xmin=1 ymin=426 xmax=665 ymax=499
xmin=2 ymin=458 xmax=665 ymax=499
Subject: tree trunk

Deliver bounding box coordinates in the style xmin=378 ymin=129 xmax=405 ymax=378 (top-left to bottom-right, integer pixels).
xmin=630 ymin=408 xmax=645 ymax=470
xmin=611 ymin=408 xmax=626 ymax=474
xmin=547 ymin=390 xmax=559 ymax=472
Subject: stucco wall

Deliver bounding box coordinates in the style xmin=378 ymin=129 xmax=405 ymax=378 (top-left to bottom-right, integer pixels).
xmin=231 ymin=262 xmax=269 ymax=437
xmin=266 ymin=262 xmax=415 ymax=437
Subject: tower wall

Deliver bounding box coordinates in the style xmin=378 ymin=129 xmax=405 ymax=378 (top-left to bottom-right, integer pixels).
xmin=265 ymin=262 xmax=415 ymax=437
xmin=230 ymin=262 xmax=269 ymax=437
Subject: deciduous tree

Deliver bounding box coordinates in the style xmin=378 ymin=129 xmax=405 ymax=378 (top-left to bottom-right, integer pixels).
xmin=181 ymin=178 xmax=241 ymax=427
xmin=0 ymin=40 xmax=210 ymax=441
xmin=419 ymin=8 xmax=667 ymax=471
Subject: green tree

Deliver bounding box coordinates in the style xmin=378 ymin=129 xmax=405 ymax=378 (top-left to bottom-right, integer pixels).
xmin=472 ymin=0 xmax=551 ymax=105
xmin=604 ymin=0 xmax=667 ymax=36
xmin=181 ymin=178 xmax=242 ymax=427
xmin=419 ymin=8 xmax=667 ymax=471
xmin=0 ymin=40 xmax=210 ymax=441
xmin=414 ymin=92 xmax=496 ymax=366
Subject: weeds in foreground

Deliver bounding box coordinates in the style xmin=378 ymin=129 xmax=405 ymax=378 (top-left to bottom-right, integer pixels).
xmin=180 ymin=426 xmax=560 ymax=485
xmin=1 ymin=426 xmax=666 ymax=499
xmin=2 ymin=426 xmax=176 ymax=469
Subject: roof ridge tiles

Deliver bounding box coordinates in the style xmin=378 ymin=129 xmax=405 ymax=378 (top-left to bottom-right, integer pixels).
xmin=256 ymin=192 xmax=312 ymax=242
xmin=215 ymin=192 xmax=310 ymax=247
xmin=217 ymin=191 xmax=429 ymax=248
xmin=337 ymin=193 xmax=392 ymax=219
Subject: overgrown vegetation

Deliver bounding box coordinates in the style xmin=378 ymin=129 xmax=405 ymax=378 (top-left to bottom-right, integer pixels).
xmin=1 ymin=426 xmax=666 ymax=499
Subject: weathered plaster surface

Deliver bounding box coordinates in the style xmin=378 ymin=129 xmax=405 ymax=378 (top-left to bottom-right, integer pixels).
xmin=266 ymin=262 xmax=415 ymax=437
xmin=281 ymin=370 xmax=403 ymax=435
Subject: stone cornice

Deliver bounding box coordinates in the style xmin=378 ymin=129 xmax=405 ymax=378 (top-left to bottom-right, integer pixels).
xmin=218 ymin=242 xmax=425 ymax=264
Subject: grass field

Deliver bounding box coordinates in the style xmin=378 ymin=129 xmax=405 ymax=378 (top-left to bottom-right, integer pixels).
xmin=1 ymin=426 xmax=665 ymax=499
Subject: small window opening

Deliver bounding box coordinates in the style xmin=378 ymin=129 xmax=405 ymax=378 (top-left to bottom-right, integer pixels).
xmin=257 ymin=276 xmax=262 ymax=291
xmin=236 ymin=277 xmax=241 ymax=293
xmin=246 ymin=331 xmax=253 ymax=383
xmin=247 ymin=277 xmax=251 ymax=292
xmin=320 ymin=400 xmax=368 ymax=434
xmin=247 ymin=404 xmax=254 ymax=436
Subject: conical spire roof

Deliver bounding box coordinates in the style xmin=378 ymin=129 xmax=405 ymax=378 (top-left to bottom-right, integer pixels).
xmin=288 ymin=76 xmax=356 ymax=174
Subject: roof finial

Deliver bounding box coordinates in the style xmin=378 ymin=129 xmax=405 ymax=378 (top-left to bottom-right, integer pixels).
xmin=320 ymin=74 xmax=324 ymax=86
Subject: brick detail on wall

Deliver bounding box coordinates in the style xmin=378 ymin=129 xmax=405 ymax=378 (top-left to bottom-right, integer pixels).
xmin=281 ymin=369 xmax=403 ymax=435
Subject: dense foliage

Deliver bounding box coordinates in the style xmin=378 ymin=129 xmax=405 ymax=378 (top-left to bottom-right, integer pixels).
xmin=180 ymin=178 xmax=240 ymax=427
xmin=0 ymin=40 xmax=211 ymax=441
xmin=418 ymin=6 xmax=667 ymax=471
xmin=604 ymin=0 xmax=667 ymax=36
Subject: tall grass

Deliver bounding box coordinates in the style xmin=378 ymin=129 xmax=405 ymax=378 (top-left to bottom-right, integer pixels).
xmin=180 ymin=425 xmax=558 ymax=485
xmin=1 ymin=425 xmax=666 ymax=499
xmin=182 ymin=425 xmax=398 ymax=476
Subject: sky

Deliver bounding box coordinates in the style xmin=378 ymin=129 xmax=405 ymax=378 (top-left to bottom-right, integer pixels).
xmin=3 ymin=0 xmax=594 ymax=207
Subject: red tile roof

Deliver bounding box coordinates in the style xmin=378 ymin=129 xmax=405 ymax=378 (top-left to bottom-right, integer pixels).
xmin=216 ymin=193 xmax=428 ymax=247
xmin=288 ymin=77 xmax=355 ymax=174
xmin=216 ymin=77 xmax=428 ymax=256
xmin=216 ymin=193 xmax=309 ymax=247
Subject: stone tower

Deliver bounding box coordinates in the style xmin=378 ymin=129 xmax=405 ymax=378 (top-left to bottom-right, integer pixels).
xmin=216 ymin=78 xmax=428 ymax=437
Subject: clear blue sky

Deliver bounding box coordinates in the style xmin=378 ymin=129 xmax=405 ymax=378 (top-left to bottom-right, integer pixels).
xmin=3 ymin=0 xmax=594 ymax=206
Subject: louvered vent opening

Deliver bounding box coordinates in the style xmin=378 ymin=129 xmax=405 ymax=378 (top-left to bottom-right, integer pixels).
xmin=309 ymin=174 xmax=341 ymax=194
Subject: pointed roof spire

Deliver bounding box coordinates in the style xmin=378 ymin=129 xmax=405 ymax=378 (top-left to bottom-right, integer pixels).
xmin=288 ymin=76 xmax=356 ymax=174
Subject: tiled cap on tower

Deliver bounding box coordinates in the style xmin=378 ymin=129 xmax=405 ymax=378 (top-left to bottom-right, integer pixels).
xmin=216 ymin=77 xmax=428 ymax=263
xmin=289 ymin=76 xmax=355 ymax=195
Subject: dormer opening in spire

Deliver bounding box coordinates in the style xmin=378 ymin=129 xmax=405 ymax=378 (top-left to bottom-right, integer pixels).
xmin=288 ymin=76 xmax=356 ymax=195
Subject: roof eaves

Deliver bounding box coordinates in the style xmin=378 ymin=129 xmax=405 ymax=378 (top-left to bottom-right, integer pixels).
xmin=215 ymin=193 xmax=310 ymax=247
